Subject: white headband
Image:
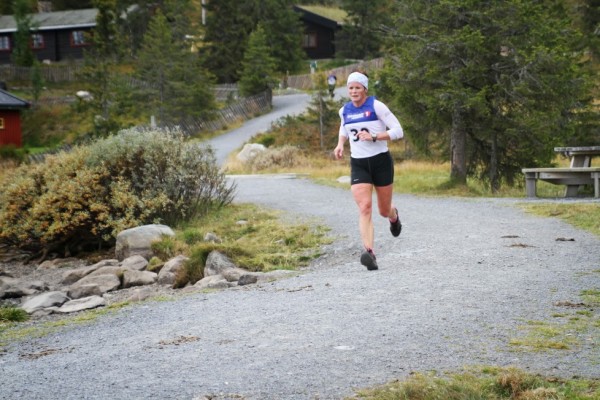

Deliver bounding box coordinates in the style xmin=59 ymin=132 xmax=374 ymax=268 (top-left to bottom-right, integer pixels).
xmin=347 ymin=72 xmax=368 ymax=89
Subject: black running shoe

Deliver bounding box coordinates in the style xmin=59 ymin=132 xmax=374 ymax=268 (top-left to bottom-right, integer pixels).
xmin=360 ymin=249 xmax=378 ymax=270
xmin=390 ymin=207 xmax=402 ymax=237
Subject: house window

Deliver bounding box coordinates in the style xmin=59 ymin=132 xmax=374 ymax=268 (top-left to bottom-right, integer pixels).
xmin=31 ymin=33 xmax=45 ymax=49
xmin=302 ymin=32 xmax=317 ymax=48
xmin=0 ymin=36 xmax=10 ymax=51
xmin=71 ymin=30 xmax=88 ymax=46
xmin=0 ymin=118 xmax=4 ymax=129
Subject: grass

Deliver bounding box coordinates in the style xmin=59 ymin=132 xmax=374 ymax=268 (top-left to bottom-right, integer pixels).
xmin=0 ymin=301 xmax=130 ymax=349
xmin=519 ymin=203 xmax=600 ymax=237
xmin=170 ymin=203 xmax=332 ymax=281
xmin=348 ymin=366 xmax=600 ymax=399
xmin=508 ymin=268 xmax=599 ymax=352
xmin=0 ymin=306 xmax=28 ymax=323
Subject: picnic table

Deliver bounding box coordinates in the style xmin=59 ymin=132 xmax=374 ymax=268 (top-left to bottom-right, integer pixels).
xmin=554 ymin=146 xmax=600 ymax=168
xmin=522 ymin=146 xmax=600 ymax=198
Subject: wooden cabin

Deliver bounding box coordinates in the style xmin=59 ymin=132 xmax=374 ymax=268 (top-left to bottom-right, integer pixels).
xmin=293 ymin=5 xmax=345 ymax=60
xmin=0 ymin=9 xmax=97 ymax=65
xmin=0 ymin=89 xmax=30 ymax=147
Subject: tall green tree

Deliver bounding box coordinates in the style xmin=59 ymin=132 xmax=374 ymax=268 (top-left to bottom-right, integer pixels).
xmin=136 ymin=8 xmax=215 ymax=122
xmin=337 ymin=0 xmax=393 ymax=59
xmin=255 ymin=0 xmax=304 ymax=74
xmin=200 ymin=0 xmax=255 ymax=83
xmin=11 ymin=0 xmax=36 ymax=67
xmin=379 ymin=0 xmax=594 ymax=191
xmin=80 ymin=0 xmax=124 ymax=136
xmin=238 ymin=24 xmax=277 ymax=97
xmin=200 ymin=0 xmax=305 ymax=82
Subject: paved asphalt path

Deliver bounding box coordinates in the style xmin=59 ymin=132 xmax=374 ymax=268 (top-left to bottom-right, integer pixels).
xmin=205 ymin=91 xmax=312 ymax=166
xmin=1 ymin=91 xmax=599 ymax=400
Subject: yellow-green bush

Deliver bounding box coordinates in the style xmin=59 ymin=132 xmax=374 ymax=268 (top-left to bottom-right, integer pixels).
xmin=0 ymin=128 xmax=235 ymax=257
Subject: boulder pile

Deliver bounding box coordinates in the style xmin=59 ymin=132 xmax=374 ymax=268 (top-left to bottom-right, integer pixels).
xmin=0 ymin=224 xmax=296 ymax=316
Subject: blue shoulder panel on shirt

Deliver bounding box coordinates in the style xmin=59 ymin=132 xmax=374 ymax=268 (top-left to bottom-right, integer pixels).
xmin=342 ymin=96 xmax=378 ymax=125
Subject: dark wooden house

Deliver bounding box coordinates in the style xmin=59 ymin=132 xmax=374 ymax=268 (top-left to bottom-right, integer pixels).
xmin=0 ymin=8 xmax=97 ymax=65
xmin=293 ymin=5 xmax=345 ymax=60
xmin=0 ymin=89 xmax=30 ymax=147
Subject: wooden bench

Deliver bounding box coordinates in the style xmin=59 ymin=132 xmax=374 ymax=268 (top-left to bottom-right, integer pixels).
xmin=522 ymin=167 xmax=600 ymax=198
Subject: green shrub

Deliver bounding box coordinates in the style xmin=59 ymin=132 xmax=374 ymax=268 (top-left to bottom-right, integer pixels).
xmin=246 ymin=145 xmax=305 ymax=172
xmin=0 ymin=306 xmax=29 ymax=322
xmin=0 ymin=145 xmax=27 ymax=163
xmin=0 ymin=128 xmax=235 ymax=257
xmin=182 ymin=228 xmax=203 ymax=245
xmin=254 ymin=133 xmax=276 ymax=148
xmin=150 ymin=236 xmax=179 ymax=260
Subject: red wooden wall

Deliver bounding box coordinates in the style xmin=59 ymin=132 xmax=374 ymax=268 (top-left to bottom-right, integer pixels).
xmin=0 ymin=110 xmax=23 ymax=147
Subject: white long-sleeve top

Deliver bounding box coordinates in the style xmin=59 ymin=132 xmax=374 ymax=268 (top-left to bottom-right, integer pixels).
xmin=338 ymin=96 xmax=403 ymax=159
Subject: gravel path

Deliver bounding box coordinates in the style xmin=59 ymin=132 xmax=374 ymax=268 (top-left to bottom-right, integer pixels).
xmin=0 ymin=93 xmax=598 ymax=400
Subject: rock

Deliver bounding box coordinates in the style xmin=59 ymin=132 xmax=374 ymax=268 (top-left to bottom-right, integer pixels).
xmin=237 ymin=143 xmax=266 ymax=163
xmin=60 ymin=259 xmax=118 ymax=285
xmin=204 ymin=251 xmax=236 ymax=276
xmin=38 ymin=257 xmax=84 ymax=270
xmin=0 ymin=277 xmax=47 ymax=299
xmin=61 ymin=265 xmax=97 ymax=285
xmin=125 ymin=288 xmax=154 ymax=303
xmin=69 ymin=274 xmax=121 ymax=295
xmin=87 ymin=266 xmax=124 ymax=278
xmin=120 ymin=255 xmax=148 ymax=271
xmin=56 ymin=296 xmax=105 ymax=313
xmin=21 ymin=291 xmax=69 ymax=314
xmin=115 ymin=224 xmax=175 ymax=261
xmin=67 ymin=284 xmax=103 ymax=299
xmin=204 ymin=251 xmax=247 ymax=282
xmin=122 ymin=270 xmax=157 ymax=288
xmin=203 ymin=232 xmax=222 ymax=243
xmin=238 ymin=274 xmax=259 ymax=286
xmin=193 ymin=275 xmax=236 ymax=290
xmin=157 ymin=255 xmax=189 ymax=287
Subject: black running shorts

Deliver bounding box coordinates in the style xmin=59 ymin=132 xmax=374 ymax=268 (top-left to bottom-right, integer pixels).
xmin=350 ymin=151 xmax=394 ymax=186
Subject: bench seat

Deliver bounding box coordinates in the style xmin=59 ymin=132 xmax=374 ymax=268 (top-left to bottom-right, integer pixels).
xmin=522 ymin=167 xmax=600 ymax=198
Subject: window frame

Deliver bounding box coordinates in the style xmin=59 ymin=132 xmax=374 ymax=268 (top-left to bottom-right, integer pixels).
xmin=70 ymin=30 xmax=89 ymax=47
xmin=30 ymin=33 xmax=45 ymax=50
xmin=0 ymin=36 xmax=10 ymax=51
xmin=302 ymin=32 xmax=318 ymax=49
xmin=0 ymin=118 xmax=5 ymax=130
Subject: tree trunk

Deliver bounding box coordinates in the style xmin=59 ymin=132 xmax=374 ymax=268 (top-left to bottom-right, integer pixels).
xmin=489 ymin=131 xmax=500 ymax=193
xmin=450 ymin=104 xmax=467 ymax=184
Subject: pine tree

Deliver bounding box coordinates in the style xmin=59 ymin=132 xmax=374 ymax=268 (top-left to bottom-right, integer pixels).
xmin=136 ymin=7 xmax=215 ymax=122
xmin=337 ymin=0 xmax=393 ymax=59
xmin=200 ymin=0 xmax=305 ymax=82
xmin=257 ymin=0 xmax=305 ymax=75
xmin=238 ymin=24 xmax=277 ymax=97
xmin=200 ymin=0 xmax=255 ymax=83
xmin=11 ymin=0 xmax=36 ymax=67
xmin=80 ymin=0 xmax=124 ymax=136
xmin=380 ymin=0 xmax=594 ymax=191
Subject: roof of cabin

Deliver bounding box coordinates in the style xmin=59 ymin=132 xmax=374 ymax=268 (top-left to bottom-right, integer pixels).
xmin=0 ymin=8 xmax=98 ymax=34
xmin=0 ymin=89 xmax=30 ymax=109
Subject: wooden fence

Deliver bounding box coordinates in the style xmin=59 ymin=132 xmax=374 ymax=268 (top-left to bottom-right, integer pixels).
xmin=143 ymin=89 xmax=271 ymax=136
xmin=0 ymin=63 xmax=85 ymax=83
